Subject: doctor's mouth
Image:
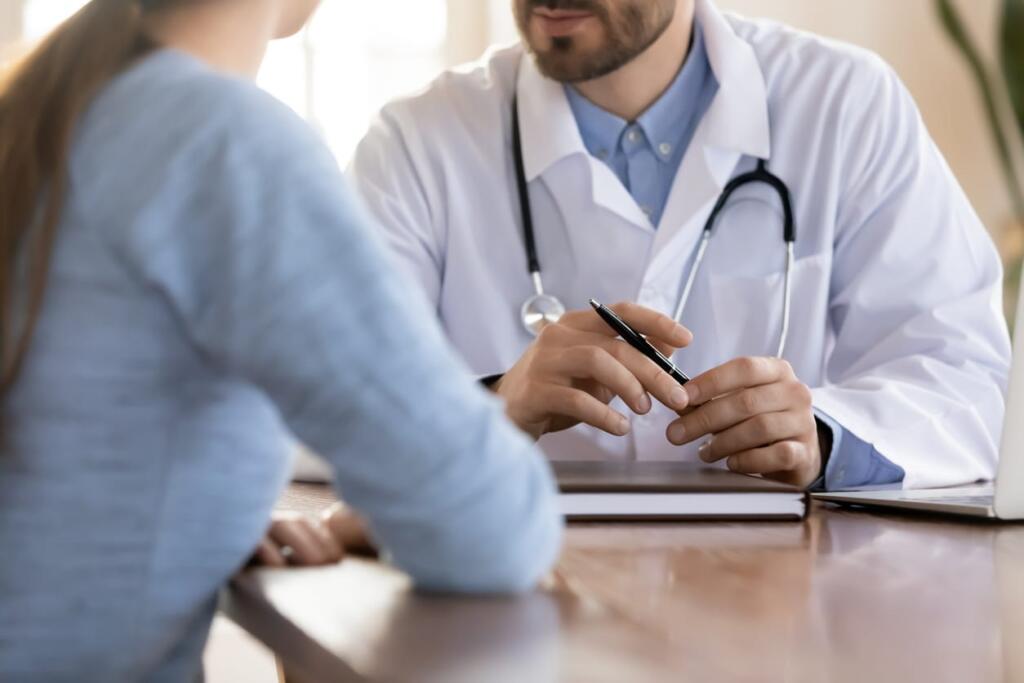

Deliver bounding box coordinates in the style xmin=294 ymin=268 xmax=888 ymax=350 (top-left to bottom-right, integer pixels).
xmin=514 ymin=0 xmax=678 ymax=85
xmin=533 ymin=7 xmax=598 ymax=39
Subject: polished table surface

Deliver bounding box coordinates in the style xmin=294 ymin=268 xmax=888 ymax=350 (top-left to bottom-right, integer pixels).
xmin=223 ymin=484 xmax=1024 ymax=683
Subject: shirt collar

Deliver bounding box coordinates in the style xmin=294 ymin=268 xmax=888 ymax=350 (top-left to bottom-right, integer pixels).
xmin=565 ymin=24 xmax=716 ymax=169
xmin=563 ymin=85 xmax=623 ymax=162
xmin=563 ymin=22 xmax=712 ymax=162
xmin=638 ymin=22 xmax=711 ymax=155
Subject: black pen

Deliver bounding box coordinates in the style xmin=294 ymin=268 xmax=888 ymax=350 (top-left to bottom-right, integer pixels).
xmin=589 ymin=299 xmax=690 ymax=386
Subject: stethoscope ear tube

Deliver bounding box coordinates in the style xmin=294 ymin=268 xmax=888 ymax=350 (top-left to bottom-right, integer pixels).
xmin=672 ymin=231 xmax=711 ymax=323
xmin=512 ymin=96 xmax=542 ymax=278
xmin=672 ymin=158 xmax=796 ymax=359
xmin=776 ymin=242 xmax=794 ymax=359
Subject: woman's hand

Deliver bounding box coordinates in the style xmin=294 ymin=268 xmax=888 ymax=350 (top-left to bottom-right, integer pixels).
xmin=252 ymin=512 xmax=343 ymax=567
xmin=321 ymin=504 xmax=375 ymax=555
xmin=251 ymin=506 xmax=374 ymax=568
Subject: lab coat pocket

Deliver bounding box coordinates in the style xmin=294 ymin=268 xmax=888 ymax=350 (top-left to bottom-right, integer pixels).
xmin=707 ymin=252 xmax=830 ymax=370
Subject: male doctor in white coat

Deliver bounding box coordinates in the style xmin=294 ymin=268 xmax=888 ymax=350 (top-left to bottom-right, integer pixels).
xmin=349 ymin=0 xmax=1012 ymax=490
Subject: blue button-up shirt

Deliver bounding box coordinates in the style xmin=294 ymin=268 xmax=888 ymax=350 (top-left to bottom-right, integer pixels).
xmin=565 ymin=23 xmax=904 ymax=490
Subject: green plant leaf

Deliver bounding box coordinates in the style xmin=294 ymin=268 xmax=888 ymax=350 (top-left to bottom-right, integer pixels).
xmin=936 ymin=0 xmax=1024 ymax=220
xmin=1002 ymin=0 xmax=1024 ymax=152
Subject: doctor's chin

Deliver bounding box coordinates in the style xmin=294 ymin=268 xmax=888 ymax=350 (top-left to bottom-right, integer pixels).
xmin=1 ymin=0 xmax=1023 ymax=681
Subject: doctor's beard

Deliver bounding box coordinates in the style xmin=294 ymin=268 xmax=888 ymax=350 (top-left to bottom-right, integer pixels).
xmin=513 ymin=0 xmax=677 ymax=83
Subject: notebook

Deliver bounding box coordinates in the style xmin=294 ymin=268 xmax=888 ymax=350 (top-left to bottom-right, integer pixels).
xmin=554 ymin=461 xmax=808 ymax=521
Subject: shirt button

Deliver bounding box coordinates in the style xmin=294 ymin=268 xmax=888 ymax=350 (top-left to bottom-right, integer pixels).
xmin=641 ymin=205 xmax=653 ymax=217
xmin=658 ymin=142 xmax=672 ymax=156
xmin=626 ymin=128 xmax=640 ymax=144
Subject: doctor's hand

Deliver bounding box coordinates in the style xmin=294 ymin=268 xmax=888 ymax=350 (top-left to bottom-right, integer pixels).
xmin=492 ymin=302 xmax=693 ymax=440
xmin=665 ymin=357 xmax=826 ymax=488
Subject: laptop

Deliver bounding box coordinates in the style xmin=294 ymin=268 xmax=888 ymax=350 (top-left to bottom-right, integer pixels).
xmin=813 ymin=277 xmax=1024 ymax=520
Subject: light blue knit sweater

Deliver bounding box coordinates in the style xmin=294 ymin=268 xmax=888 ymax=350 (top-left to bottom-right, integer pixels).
xmin=0 ymin=50 xmax=561 ymax=682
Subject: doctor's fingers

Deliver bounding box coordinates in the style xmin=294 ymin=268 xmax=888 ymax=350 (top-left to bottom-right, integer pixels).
xmin=561 ymin=302 xmax=693 ymax=349
xmin=724 ymin=441 xmax=816 ymax=481
xmin=684 ymin=356 xmax=797 ymax=406
xmin=696 ymin=409 xmax=817 ymax=464
xmin=544 ymin=346 xmax=651 ymax=415
xmin=532 ymin=384 xmax=632 ymax=436
xmin=573 ymin=334 xmax=690 ymax=412
xmin=666 ymin=381 xmax=809 ymax=445
xmin=536 ymin=315 xmax=675 ymax=359
xmin=535 ymin=325 xmax=689 ymax=411
xmin=724 ymin=440 xmax=811 ymax=479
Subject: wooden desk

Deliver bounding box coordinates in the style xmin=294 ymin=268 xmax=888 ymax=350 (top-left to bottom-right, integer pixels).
xmin=223 ymin=484 xmax=1024 ymax=683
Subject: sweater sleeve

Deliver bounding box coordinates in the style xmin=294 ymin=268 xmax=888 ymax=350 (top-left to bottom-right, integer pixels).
xmin=106 ymin=83 xmax=563 ymax=593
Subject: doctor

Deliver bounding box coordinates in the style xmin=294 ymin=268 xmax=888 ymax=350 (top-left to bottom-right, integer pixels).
xmin=349 ymin=0 xmax=1011 ymax=489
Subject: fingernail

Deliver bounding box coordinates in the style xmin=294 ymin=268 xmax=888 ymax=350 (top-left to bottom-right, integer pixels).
xmin=617 ymin=416 xmax=631 ymax=435
xmin=636 ymin=393 xmax=652 ymax=414
xmin=698 ymin=441 xmax=712 ymax=462
xmin=668 ymin=423 xmax=685 ymax=444
xmin=685 ymin=385 xmax=700 ymax=405
xmin=670 ymin=387 xmax=688 ymax=409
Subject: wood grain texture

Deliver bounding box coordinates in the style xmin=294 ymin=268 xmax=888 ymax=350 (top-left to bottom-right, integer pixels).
xmin=226 ymin=484 xmax=1024 ymax=682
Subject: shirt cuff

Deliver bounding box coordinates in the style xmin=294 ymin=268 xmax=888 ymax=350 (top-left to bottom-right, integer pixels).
xmin=809 ymin=408 xmax=906 ymax=491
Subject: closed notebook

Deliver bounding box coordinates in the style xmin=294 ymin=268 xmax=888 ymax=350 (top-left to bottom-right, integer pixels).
xmin=554 ymin=461 xmax=808 ymax=521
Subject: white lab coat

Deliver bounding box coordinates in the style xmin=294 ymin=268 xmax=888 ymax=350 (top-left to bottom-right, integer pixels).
xmin=348 ymin=0 xmax=1011 ymax=489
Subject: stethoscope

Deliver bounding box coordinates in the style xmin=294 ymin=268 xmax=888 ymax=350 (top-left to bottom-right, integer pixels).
xmin=511 ymin=95 xmax=797 ymax=359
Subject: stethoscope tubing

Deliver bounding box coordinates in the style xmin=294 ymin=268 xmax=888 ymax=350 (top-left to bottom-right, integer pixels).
xmin=512 ymin=95 xmax=543 ymax=287
xmin=512 ymin=94 xmax=796 ymax=359
xmin=671 ymin=157 xmax=796 ymax=358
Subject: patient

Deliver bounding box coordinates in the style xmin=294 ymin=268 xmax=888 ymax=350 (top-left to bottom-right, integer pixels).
xmin=0 ymin=0 xmax=562 ymax=680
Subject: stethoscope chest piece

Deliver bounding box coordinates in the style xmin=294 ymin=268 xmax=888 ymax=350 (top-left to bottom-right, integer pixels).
xmin=521 ymin=292 xmax=566 ymax=336
xmin=512 ymin=95 xmax=568 ymax=337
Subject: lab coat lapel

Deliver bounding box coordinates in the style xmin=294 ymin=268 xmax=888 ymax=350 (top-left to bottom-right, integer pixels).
xmin=647 ymin=0 xmax=772 ymax=281
xmin=516 ymin=55 xmax=651 ymax=231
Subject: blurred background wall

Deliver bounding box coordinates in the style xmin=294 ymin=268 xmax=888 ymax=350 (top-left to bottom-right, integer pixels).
xmin=1 ymin=0 xmax=1020 ymax=245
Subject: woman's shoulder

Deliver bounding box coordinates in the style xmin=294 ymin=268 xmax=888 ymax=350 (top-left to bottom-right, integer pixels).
xmin=77 ymin=49 xmax=331 ymax=183
xmin=69 ymin=49 xmax=341 ymax=237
